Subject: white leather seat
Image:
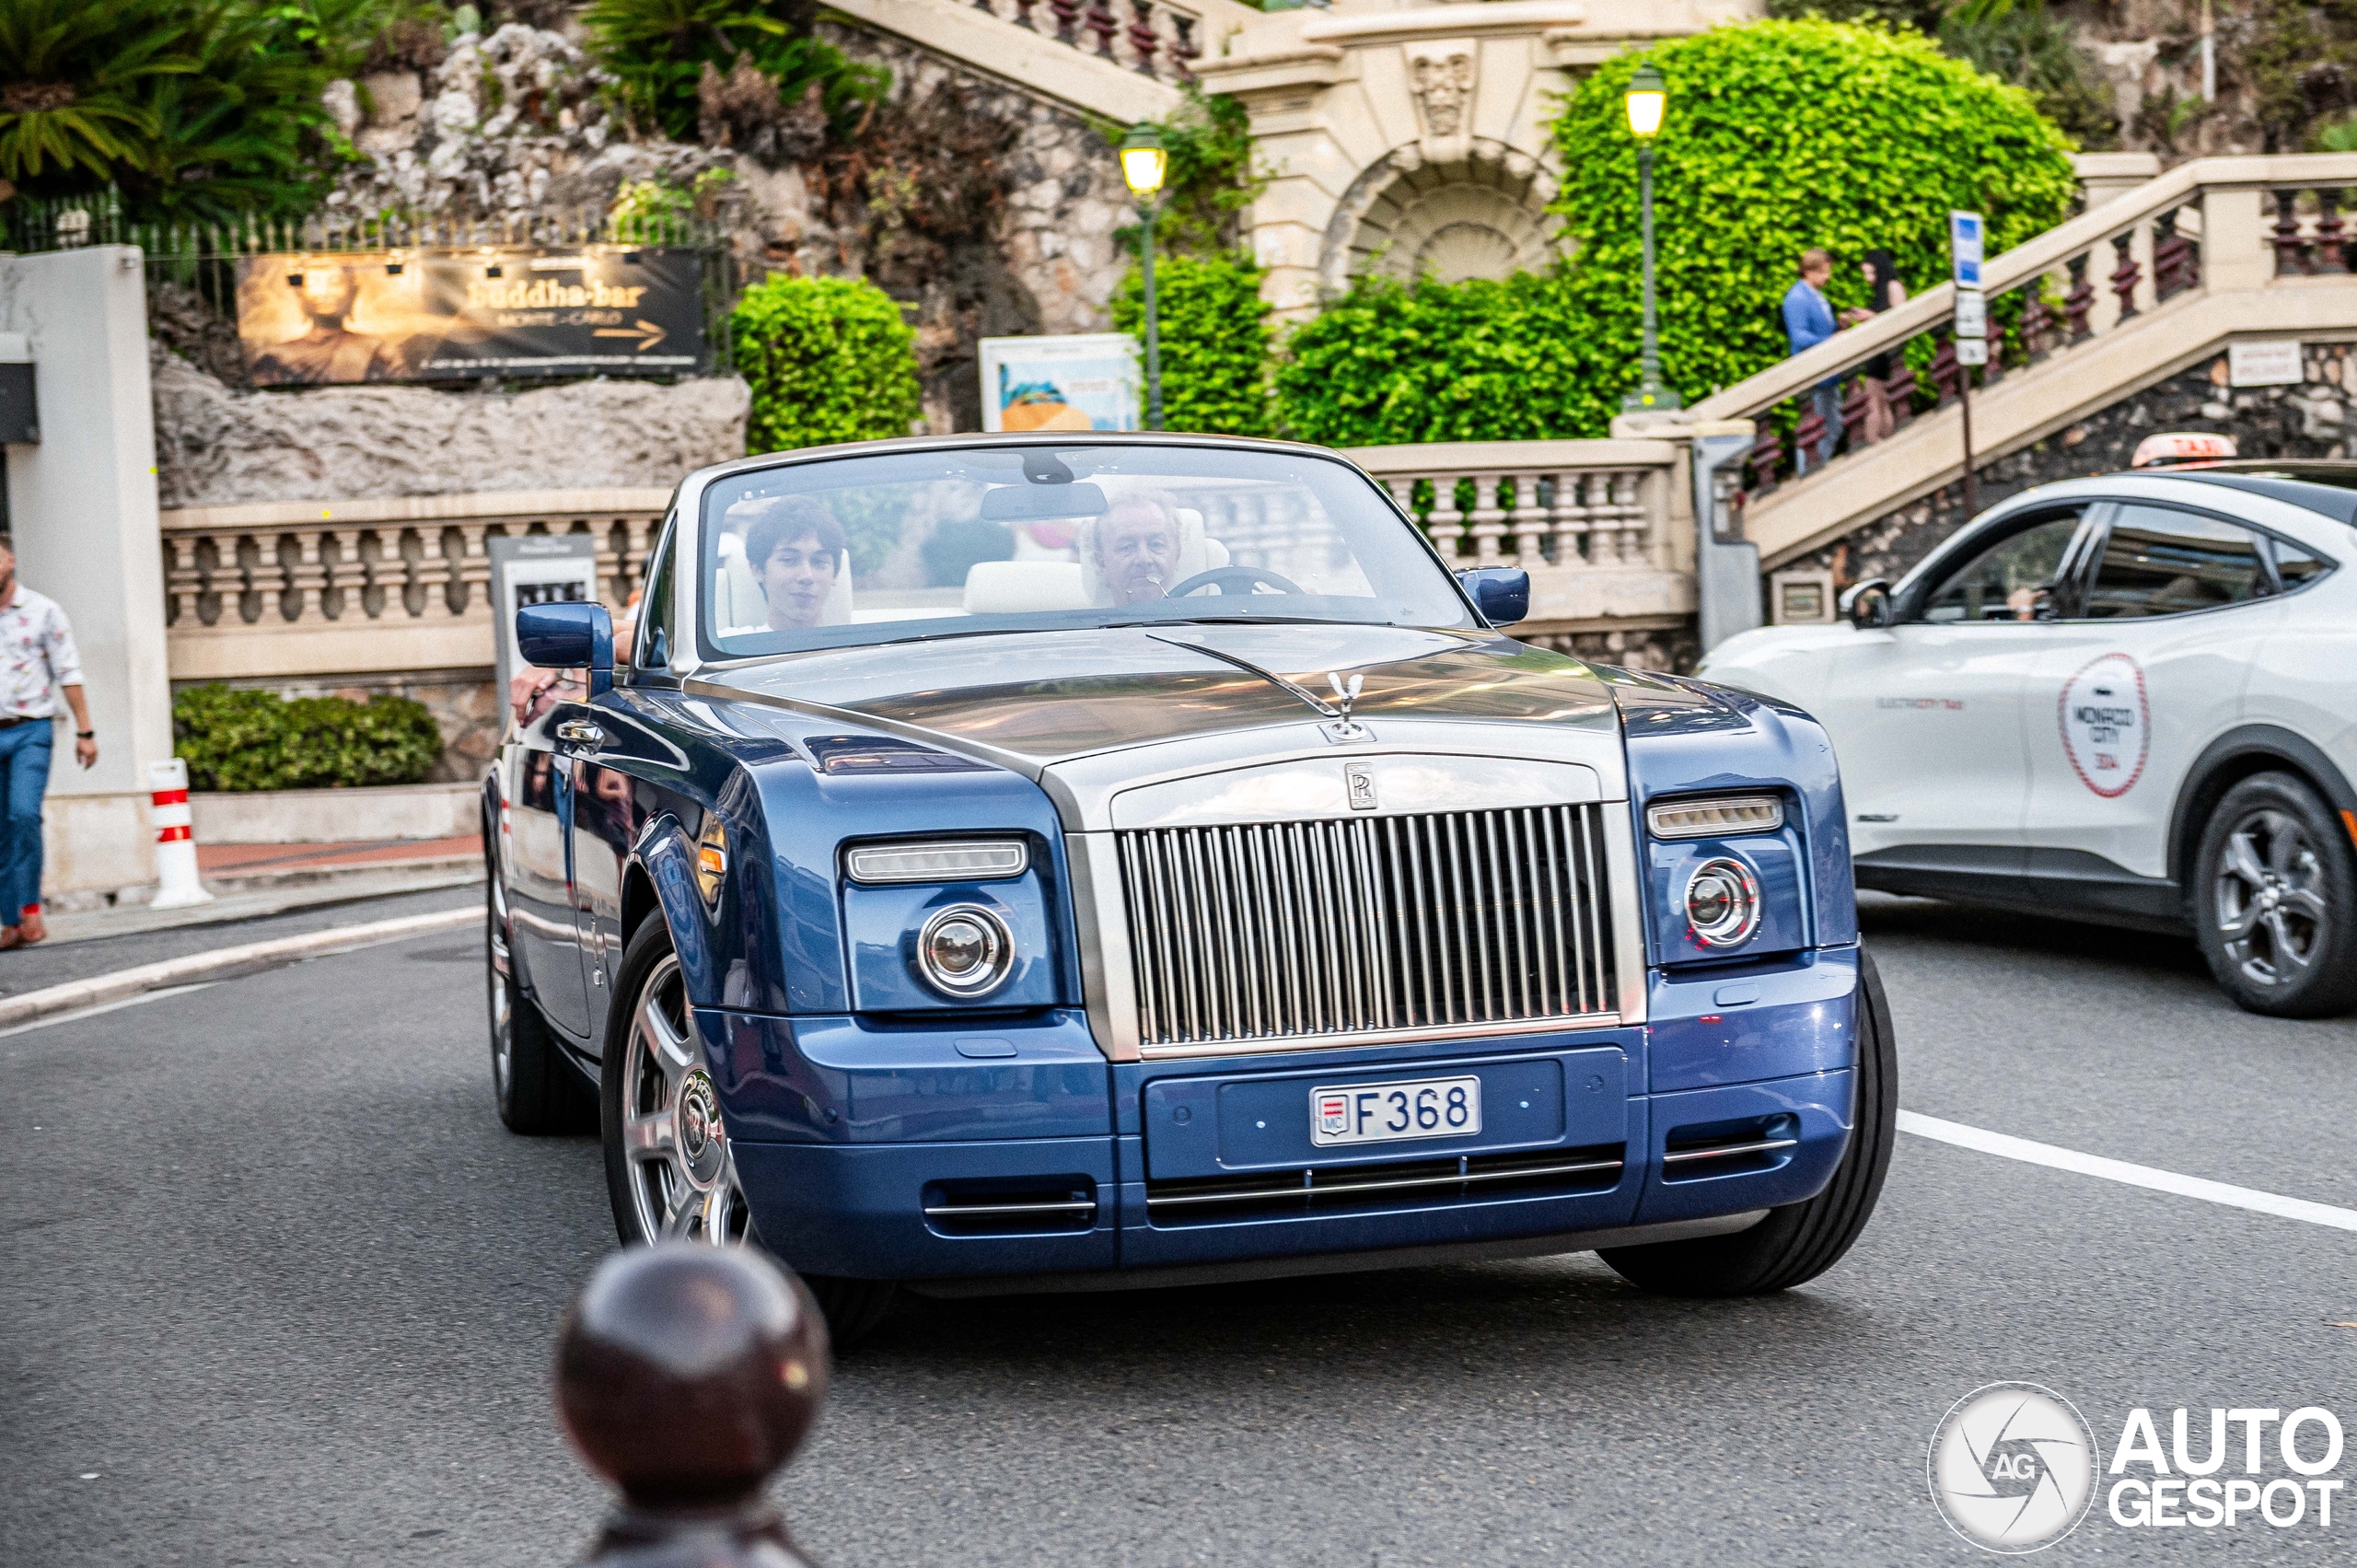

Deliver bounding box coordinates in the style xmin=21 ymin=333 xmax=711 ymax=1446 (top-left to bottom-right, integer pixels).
xmin=962 ymin=560 xmax=1088 ymax=615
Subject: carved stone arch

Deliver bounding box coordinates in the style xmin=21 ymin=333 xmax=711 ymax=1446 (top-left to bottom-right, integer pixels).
xmin=1318 ymin=137 xmax=1562 ymax=297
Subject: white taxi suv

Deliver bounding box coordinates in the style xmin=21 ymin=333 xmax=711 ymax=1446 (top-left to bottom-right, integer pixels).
xmin=1702 ymin=461 xmax=2356 ymax=1019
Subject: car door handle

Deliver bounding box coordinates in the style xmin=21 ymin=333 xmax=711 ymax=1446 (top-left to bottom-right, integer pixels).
xmin=555 ymin=719 xmax=605 ymax=748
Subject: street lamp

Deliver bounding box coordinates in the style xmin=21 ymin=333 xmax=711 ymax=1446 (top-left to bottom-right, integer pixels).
xmin=1120 ymin=122 xmax=1169 ymax=431
xmin=1621 ymin=62 xmax=1679 ymax=413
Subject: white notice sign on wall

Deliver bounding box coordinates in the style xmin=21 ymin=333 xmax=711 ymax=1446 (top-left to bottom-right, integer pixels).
xmin=2228 ymin=340 xmax=2304 ymax=387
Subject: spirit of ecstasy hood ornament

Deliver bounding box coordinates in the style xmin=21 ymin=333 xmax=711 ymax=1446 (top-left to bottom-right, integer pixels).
xmin=1323 ymin=671 xmax=1369 ymax=741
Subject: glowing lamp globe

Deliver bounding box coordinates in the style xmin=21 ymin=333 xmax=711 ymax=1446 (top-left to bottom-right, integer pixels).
xmin=1624 ymin=63 xmax=1666 ymax=139
xmin=1119 ymin=124 xmax=1167 ymax=199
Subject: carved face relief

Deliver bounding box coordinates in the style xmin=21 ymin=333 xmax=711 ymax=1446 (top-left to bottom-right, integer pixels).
xmin=1407 ymin=43 xmax=1477 ymax=139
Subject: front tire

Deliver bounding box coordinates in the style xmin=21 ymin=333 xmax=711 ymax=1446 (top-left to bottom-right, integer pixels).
xmin=600 ymin=920 xmax=899 ymax=1349
xmin=488 ymin=842 xmax=596 ymax=1135
xmin=2193 ymin=772 xmax=2357 ymax=1018
xmin=1599 ymin=947 xmax=1898 ymax=1297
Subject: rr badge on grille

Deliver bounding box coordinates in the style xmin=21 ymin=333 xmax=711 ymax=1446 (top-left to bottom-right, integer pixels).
xmin=1345 ymin=762 xmax=1378 ymax=811
xmin=1317 ymin=1093 xmax=1351 ymax=1135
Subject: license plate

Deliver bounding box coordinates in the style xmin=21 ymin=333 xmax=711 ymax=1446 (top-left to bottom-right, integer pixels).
xmin=1309 ymin=1075 xmax=1482 ymax=1147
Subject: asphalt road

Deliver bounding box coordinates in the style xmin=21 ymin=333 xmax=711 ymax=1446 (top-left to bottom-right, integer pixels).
xmin=3 ymin=889 xmax=2354 ymax=1566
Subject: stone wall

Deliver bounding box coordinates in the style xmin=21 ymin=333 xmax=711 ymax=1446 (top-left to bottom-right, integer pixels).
xmin=741 ymin=24 xmax=1138 ymax=433
xmin=1526 ymin=624 xmax=1700 ymax=678
xmin=151 ymin=351 xmax=749 ymax=509
xmin=149 ymin=17 xmax=1134 ymax=516
xmin=1785 ymin=343 xmax=2357 ymax=594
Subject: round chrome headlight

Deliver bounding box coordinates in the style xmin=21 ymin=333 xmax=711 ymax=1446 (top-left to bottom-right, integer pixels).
xmin=1683 ymin=858 xmax=1761 ymax=948
xmin=915 ymin=904 xmax=1015 ymax=998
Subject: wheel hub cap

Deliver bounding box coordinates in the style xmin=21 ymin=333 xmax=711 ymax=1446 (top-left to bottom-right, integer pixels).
xmin=677 ymin=1069 xmax=727 ymax=1191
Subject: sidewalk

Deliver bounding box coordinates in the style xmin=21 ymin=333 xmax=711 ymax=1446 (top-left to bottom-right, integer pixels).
xmin=200 ymin=834 xmax=482 ymax=884
xmin=41 ymin=833 xmax=485 ymax=947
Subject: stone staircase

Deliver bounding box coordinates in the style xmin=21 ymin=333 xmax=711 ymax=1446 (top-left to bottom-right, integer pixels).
xmin=827 ymin=0 xmax=1264 ymax=122
xmin=1689 ymin=152 xmax=2357 ymax=575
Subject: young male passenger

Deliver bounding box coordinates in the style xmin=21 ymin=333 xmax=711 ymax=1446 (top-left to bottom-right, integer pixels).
xmin=745 ymin=497 xmax=849 ymax=632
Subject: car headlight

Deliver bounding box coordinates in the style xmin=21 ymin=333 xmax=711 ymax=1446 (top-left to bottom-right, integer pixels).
xmin=1683 ymin=857 xmax=1762 ymax=948
xmin=847 ymin=838 xmax=1029 ymax=884
xmin=915 ymin=904 xmax=1016 ymax=998
xmin=1647 ymin=794 xmax=1784 ymax=840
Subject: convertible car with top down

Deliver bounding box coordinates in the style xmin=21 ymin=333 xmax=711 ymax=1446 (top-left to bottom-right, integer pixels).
xmin=485 ymin=433 xmax=1896 ymax=1344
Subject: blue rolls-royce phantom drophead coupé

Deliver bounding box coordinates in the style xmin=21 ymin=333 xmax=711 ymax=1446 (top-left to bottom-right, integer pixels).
xmin=488 ymin=434 xmax=1895 ymax=1345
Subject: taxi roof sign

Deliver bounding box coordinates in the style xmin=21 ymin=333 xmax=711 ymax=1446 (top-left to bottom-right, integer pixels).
xmin=2131 ymin=431 xmax=2238 ymax=469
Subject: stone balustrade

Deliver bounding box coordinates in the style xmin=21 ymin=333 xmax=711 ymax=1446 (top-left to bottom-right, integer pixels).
xmin=1343 ymin=439 xmax=1693 ymax=636
xmin=824 ymin=0 xmax=1260 ymax=125
xmin=157 ymin=443 xmax=1705 ymax=689
xmin=159 ymin=489 xmax=667 ymax=680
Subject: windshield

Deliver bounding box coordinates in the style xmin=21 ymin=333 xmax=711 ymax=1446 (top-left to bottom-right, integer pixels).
xmin=695 ymin=442 xmax=1473 ymax=658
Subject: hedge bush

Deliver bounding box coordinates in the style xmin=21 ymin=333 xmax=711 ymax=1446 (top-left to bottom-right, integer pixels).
xmin=1112 ymin=251 xmax=1272 ymax=436
xmin=174 ymin=685 xmax=443 ymax=793
xmin=732 ymin=273 xmax=923 ymax=453
xmin=1548 ymin=17 xmax=2078 ymax=412
xmin=1271 ymin=270 xmax=1604 ymax=448
xmin=1146 ymin=23 xmax=2078 ymax=444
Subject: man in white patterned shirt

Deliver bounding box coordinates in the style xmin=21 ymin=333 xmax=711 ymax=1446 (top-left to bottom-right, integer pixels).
xmin=0 ymin=534 xmax=97 ymax=947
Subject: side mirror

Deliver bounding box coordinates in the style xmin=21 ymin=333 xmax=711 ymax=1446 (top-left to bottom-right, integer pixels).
xmin=1457 ymin=566 xmax=1530 ymax=628
xmin=517 ymin=601 xmax=615 ymax=697
xmin=1840 ymin=578 xmax=1893 ymax=631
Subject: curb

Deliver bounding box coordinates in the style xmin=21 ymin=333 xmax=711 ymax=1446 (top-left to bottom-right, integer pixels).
xmin=0 ymin=907 xmax=484 ymax=1030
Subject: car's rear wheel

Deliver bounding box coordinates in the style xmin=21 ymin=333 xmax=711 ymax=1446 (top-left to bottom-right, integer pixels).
xmin=2194 ymin=772 xmax=2357 ymax=1019
xmin=1598 ymin=947 xmax=1898 ymax=1297
xmin=601 ymin=919 xmax=899 ymax=1349
xmin=488 ymin=839 xmax=595 ymax=1135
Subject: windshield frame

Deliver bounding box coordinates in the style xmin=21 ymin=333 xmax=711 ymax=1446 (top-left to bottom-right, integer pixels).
xmin=675 ymin=432 xmax=1482 ymax=670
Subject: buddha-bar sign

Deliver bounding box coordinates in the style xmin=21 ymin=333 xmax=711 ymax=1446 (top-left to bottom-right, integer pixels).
xmin=234 ymin=247 xmax=705 ymax=385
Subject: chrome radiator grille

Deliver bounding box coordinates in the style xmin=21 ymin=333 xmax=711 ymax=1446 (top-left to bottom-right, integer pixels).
xmin=1118 ymin=803 xmax=1619 ymax=1052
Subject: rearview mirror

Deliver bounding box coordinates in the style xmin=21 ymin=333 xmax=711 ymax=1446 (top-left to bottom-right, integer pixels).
xmin=517 ymin=601 xmax=614 ymax=696
xmin=979 ymin=482 xmax=1109 ymax=522
xmin=1457 ymin=566 xmax=1530 ymax=628
xmin=1840 ymin=578 xmax=1893 ymax=631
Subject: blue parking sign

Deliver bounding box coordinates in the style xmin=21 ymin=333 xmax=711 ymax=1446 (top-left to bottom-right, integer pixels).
xmin=1950 ymin=210 xmax=1984 ymax=288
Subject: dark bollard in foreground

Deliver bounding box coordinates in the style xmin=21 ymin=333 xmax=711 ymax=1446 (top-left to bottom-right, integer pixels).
xmin=557 ymin=1244 xmax=831 ymax=1567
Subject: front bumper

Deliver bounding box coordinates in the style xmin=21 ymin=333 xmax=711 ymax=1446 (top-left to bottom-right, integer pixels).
xmin=705 ymin=948 xmax=1861 ymax=1283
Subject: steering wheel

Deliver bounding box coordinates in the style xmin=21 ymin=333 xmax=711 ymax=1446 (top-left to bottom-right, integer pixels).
xmin=1165 ymin=565 xmax=1306 ymax=598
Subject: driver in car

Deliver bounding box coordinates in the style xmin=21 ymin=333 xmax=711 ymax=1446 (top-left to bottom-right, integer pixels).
xmin=1090 ymin=497 xmax=1185 ymax=607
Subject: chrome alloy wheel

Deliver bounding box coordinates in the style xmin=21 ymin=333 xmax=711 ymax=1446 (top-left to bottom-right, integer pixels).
xmin=487 ymin=872 xmax=515 ymax=1098
xmin=620 ymin=953 xmax=750 ymax=1243
xmin=2213 ymin=807 xmax=2331 ymax=990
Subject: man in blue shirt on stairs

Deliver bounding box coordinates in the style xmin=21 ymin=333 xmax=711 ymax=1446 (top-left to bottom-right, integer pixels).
xmin=1782 ymin=249 xmax=1845 ymax=473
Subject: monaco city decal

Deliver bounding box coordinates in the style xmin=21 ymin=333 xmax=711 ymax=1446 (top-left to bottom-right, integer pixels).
xmin=2059 ymin=653 xmax=2150 ymax=798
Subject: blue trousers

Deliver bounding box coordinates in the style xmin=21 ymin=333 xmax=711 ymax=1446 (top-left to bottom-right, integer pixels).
xmin=0 ymin=723 xmax=52 ymax=924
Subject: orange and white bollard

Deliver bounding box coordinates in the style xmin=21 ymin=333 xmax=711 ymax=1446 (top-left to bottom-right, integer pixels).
xmin=148 ymin=758 xmax=214 ymax=909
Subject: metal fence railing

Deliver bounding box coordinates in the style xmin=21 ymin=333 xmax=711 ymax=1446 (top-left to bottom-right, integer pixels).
xmin=6 ymin=189 xmax=739 ymax=377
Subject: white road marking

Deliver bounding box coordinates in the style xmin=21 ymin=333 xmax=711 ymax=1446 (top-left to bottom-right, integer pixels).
xmin=0 ymin=983 xmax=216 ymax=1040
xmin=1900 ymin=1109 xmax=2357 ymax=1234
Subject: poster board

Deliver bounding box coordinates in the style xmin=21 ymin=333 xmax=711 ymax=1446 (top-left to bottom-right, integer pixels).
xmin=236 ymin=248 xmax=704 ymax=385
xmin=488 ymin=534 xmax=602 ymax=703
xmin=978 ymin=333 xmax=1140 ymax=433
